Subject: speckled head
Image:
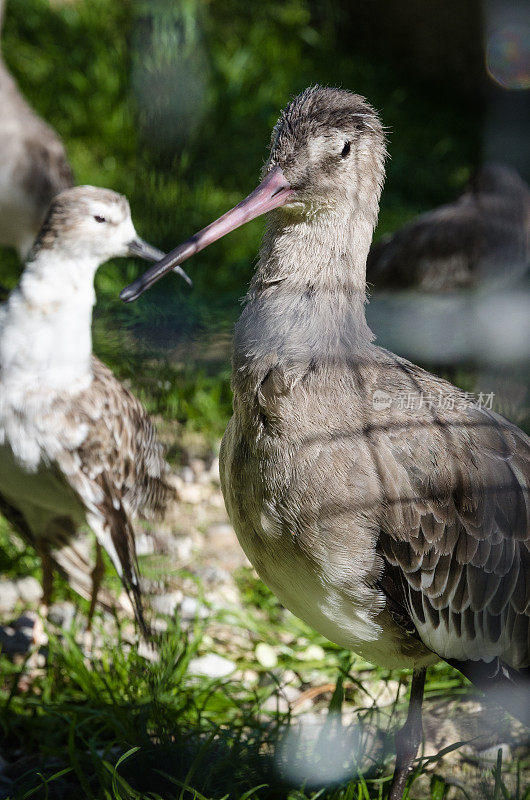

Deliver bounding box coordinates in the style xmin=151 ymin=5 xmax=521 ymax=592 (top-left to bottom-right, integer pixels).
xmin=29 ymin=185 xmax=163 ymax=265
xmin=120 ymin=86 xmax=387 ymax=301
xmin=266 ymin=86 xmax=386 ymax=211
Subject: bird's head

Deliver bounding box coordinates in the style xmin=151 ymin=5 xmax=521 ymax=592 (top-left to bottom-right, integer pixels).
xmin=120 ymin=86 xmax=386 ymax=302
xmin=31 ymin=186 xmax=164 ymax=266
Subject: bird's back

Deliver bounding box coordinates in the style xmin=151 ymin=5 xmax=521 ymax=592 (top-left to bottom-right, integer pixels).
xmin=367 ymin=164 xmax=530 ymax=291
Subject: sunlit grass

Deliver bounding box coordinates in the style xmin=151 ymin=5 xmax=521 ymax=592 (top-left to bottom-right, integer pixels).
xmin=0 ymin=569 xmax=527 ymax=799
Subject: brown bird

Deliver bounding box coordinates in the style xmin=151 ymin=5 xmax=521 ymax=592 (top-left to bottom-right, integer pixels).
xmin=0 ymin=186 xmax=189 ymax=634
xmin=122 ymin=87 xmax=530 ymax=798
xmin=0 ymin=0 xmax=73 ymax=262
xmin=367 ymin=163 xmax=530 ymax=292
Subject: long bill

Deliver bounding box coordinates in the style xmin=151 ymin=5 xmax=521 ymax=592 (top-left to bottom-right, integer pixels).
xmin=120 ymin=166 xmax=292 ymax=303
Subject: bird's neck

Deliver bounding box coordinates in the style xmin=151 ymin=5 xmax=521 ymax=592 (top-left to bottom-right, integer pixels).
xmin=233 ymin=207 xmax=375 ymax=385
xmin=0 ymin=250 xmax=99 ymax=393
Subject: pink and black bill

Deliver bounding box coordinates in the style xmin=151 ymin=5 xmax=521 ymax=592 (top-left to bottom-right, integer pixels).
xmin=120 ymin=167 xmax=292 ymax=302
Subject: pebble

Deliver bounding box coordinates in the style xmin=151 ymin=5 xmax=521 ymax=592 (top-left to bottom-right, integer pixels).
xmin=209 ymin=493 xmax=226 ymax=509
xmin=188 ymin=653 xmax=236 ymax=678
xmin=189 ymin=458 xmax=207 ymax=479
xmin=255 ymin=642 xmax=278 ymax=669
xmin=0 ymin=581 xmax=19 ymax=614
xmin=178 ymin=484 xmax=203 ymax=504
xmin=208 ymin=457 xmax=220 ymax=484
xmin=207 ymin=523 xmax=234 ymax=540
xmin=180 ymin=596 xmax=208 ymax=620
xmin=180 ymin=466 xmax=195 ymax=484
xmin=173 ymin=536 xmax=194 ymax=562
xmin=135 ymin=533 xmax=155 ymax=556
xmin=48 ymin=602 xmax=76 ymax=630
xmin=298 ymin=644 xmax=326 ymax=661
xmin=15 ymin=576 xmax=42 ymax=605
xmin=262 ymin=693 xmax=290 ymax=714
xmin=150 ymin=592 xmax=182 ymax=616
xmin=474 ymin=743 xmax=512 ymax=765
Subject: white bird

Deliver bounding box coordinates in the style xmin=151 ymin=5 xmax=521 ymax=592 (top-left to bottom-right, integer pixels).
xmin=0 ymin=185 xmax=189 ymax=633
xmin=0 ymin=0 xmax=73 ymax=262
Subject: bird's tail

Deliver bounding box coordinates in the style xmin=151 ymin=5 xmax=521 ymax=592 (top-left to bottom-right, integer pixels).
xmin=449 ymin=658 xmax=530 ymax=728
xmin=53 ymin=537 xmax=128 ymax=615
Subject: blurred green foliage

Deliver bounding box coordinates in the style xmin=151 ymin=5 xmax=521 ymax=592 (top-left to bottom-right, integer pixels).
xmin=2 ymin=0 xmax=480 ymax=434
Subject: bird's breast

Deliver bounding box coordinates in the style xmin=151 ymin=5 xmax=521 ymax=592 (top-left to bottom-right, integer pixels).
xmin=220 ymin=407 xmax=436 ymax=669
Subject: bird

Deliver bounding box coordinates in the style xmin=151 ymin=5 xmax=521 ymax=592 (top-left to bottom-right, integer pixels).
xmin=0 ymin=185 xmax=189 ymax=635
xmin=121 ymin=87 xmax=530 ymax=798
xmin=367 ymin=163 xmax=530 ymax=292
xmin=0 ymin=0 xmax=73 ymax=263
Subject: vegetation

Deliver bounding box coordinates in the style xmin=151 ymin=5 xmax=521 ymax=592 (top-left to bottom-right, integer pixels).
xmin=1 ymin=1 xmax=526 ymax=799
xmin=2 ymin=0 xmax=480 ymax=437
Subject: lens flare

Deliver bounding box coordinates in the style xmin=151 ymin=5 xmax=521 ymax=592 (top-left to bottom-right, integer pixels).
xmin=486 ymin=24 xmax=530 ymax=89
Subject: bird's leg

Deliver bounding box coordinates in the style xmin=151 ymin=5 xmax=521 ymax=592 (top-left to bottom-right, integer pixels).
xmin=38 ymin=545 xmax=54 ymax=615
xmin=388 ymin=667 xmax=426 ymax=800
xmin=86 ymin=541 xmax=105 ymax=632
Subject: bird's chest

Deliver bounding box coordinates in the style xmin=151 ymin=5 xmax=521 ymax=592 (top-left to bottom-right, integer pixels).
xmin=221 ymin=393 xmax=404 ymax=659
xmin=221 ymin=407 xmax=436 ymax=669
xmin=0 ymin=383 xmax=87 ymax=472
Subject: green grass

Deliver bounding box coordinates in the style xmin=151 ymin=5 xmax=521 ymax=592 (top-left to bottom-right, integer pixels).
xmin=1 ymin=570 xmax=528 ymax=800
xmin=1 ymin=511 xmax=528 ymax=800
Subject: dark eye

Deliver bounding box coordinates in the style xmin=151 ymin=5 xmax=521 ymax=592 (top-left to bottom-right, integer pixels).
xmin=94 ymin=215 xmax=106 ymax=223
xmin=341 ymin=141 xmax=351 ymax=158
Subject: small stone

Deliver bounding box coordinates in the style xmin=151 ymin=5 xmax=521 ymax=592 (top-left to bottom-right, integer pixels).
xmin=262 ymin=693 xmax=290 ymax=714
xmin=239 ymin=669 xmax=259 ymax=686
xmin=189 ymin=458 xmax=207 ymax=478
xmin=298 ymin=644 xmax=326 ymax=661
xmin=207 ymin=523 xmax=234 ymax=540
xmin=173 ymin=536 xmax=194 ymax=562
xmin=178 ymin=484 xmax=203 ymax=504
xmin=209 ymin=492 xmax=226 ymax=508
xmin=180 ymin=596 xmax=208 ymax=620
xmin=475 ymin=743 xmax=512 ymax=765
xmin=189 ymin=653 xmax=236 ymax=678
xmin=0 ymin=580 xmax=19 ymax=613
xmin=15 ymin=576 xmax=42 ymax=605
xmin=135 ymin=532 xmax=154 ymax=556
xmin=150 ymin=617 xmax=168 ymax=634
xmin=150 ymin=592 xmax=182 ymax=616
xmin=255 ymin=642 xmax=278 ymax=669
xmin=208 ymin=457 xmax=220 ymax=484
xmin=137 ymin=639 xmax=159 ymax=662
xmin=47 ymin=601 xmax=76 ymax=629
xmin=180 ymin=466 xmax=195 ymax=484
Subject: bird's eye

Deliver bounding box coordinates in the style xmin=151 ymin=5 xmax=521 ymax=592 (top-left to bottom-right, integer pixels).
xmin=94 ymin=215 xmax=106 ymax=223
xmin=341 ymin=141 xmax=351 ymax=158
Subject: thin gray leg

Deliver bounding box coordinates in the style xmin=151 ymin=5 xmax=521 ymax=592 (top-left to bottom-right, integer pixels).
xmin=388 ymin=667 xmax=426 ymax=800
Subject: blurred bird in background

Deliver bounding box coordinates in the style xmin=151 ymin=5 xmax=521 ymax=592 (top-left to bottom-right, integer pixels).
xmin=367 ymin=163 xmax=530 ymax=292
xmin=0 ymin=0 xmax=73 ymax=296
